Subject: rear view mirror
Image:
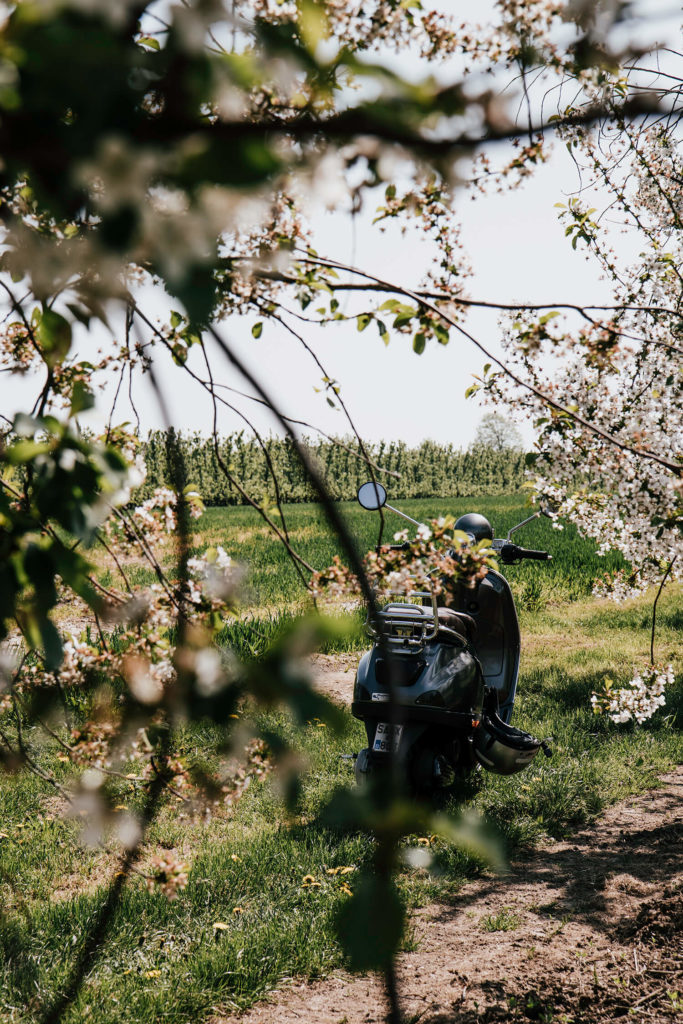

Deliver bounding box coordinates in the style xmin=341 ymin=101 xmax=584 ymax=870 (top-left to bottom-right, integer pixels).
xmin=357 ymin=481 xmax=387 ymax=510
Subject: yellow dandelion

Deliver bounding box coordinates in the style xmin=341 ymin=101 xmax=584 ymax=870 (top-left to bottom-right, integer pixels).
xmin=230 ymin=854 xmax=241 ymax=863
xmin=232 ymin=906 xmax=243 ymax=914
xmin=145 ymin=970 xmax=161 ymax=979
xmin=212 ymin=922 xmax=229 ymax=931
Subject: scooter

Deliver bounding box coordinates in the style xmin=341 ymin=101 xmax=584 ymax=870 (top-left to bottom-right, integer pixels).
xmin=352 ymin=481 xmax=553 ymax=792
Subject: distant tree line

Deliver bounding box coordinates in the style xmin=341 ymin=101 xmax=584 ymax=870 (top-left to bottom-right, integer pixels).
xmin=138 ymin=430 xmax=526 ymax=505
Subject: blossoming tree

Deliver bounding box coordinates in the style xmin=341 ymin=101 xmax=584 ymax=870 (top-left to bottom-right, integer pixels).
xmin=0 ymin=2 xmax=679 ymax=1021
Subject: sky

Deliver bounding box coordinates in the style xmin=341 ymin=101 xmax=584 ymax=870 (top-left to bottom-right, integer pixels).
xmin=1 ymin=0 xmax=678 ymax=451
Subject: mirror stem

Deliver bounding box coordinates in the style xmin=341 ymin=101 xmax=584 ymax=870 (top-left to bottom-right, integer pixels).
xmin=506 ymin=510 xmax=541 ymax=540
xmin=385 ymin=503 xmax=425 ymax=528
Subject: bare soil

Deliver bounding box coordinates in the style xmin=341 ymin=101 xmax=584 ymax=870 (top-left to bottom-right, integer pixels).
xmin=218 ymin=661 xmax=683 ymax=1024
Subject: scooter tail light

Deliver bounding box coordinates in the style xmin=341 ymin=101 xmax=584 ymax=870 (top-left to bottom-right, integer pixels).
xmin=414 ymin=690 xmax=446 ymax=708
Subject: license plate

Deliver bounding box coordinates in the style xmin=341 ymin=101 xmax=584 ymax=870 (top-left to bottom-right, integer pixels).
xmin=373 ymin=721 xmax=403 ymax=754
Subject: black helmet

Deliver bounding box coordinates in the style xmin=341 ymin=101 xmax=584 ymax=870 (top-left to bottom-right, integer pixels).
xmin=454 ymin=513 xmax=493 ymax=543
xmin=473 ymin=712 xmax=542 ymax=775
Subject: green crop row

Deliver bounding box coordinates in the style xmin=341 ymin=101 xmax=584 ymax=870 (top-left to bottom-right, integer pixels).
xmin=138 ymin=430 xmax=526 ymax=506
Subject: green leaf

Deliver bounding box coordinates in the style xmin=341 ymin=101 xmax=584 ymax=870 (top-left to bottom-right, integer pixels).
xmin=297 ymin=0 xmax=329 ymax=52
xmin=433 ymin=322 xmax=449 ymax=345
xmin=431 ymin=809 xmax=505 ymax=872
xmin=251 ymin=322 xmax=263 ymax=339
xmin=5 ymin=439 xmax=52 ymax=465
xmin=356 ymin=313 xmax=372 ymax=332
xmin=70 ymin=381 xmax=94 ymax=416
xmin=336 ymin=874 xmax=404 ymax=971
xmin=171 ymin=343 xmax=188 ymax=365
xmin=65 ymin=303 xmax=91 ymax=327
xmin=393 ymin=305 xmax=418 ymax=329
xmin=412 ymin=331 xmax=426 ymax=355
xmin=35 ymin=307 xmax=72 ymax=368
xmin=377 ymin=299 xmax=401 ymax=312
xmin=137 ymin=35 xmax=160 ymax=50
xmin=376 ymin=319 xmax=389 ymax=345
xmin=38 ymin=615 xmax=63 ymax=671
xmin=170 ymin=310 xmax=184 ymax=329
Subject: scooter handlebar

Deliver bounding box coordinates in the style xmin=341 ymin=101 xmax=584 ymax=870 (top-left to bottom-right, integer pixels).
xmin=500 ymin=543 xmax=551 ymax=563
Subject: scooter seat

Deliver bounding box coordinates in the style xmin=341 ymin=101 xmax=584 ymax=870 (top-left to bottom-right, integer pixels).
xmin=437 ymin=607 xmax=477 ymax=643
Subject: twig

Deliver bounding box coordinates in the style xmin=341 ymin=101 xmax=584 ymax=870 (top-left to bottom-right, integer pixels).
xmin=294 ymin=252 xmax=682 ymax=475
xmin=650 ymin=556 xmax=676 ymax=664
xmin=630 ymin=983 xmax=670 ymax=1009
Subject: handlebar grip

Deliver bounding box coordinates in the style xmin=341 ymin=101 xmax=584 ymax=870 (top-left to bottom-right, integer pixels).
xmin=518 ymin=547 xmax=551 ymax=560
xmin=388 ymin=542 xmax=411 ymax=551
xmin=500 ymin=543 xmax=551 ymax=562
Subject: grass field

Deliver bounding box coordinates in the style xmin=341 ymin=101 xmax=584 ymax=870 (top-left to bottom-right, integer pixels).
xmin=1 ymin=496 xmax=681 ymax=1023
xmin=196 ymin=496 xmax=629 ymax=611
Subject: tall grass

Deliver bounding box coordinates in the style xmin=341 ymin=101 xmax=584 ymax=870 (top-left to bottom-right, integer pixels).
xmin=192 ymin=496 xmax=628 ymax=640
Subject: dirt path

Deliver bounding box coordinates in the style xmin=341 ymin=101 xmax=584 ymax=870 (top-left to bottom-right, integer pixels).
xmin=218 ymin=661 xmax=682 ymax=1024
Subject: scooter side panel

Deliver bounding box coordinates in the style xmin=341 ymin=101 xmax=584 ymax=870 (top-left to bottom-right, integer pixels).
xmin=448 ymin=570 xmax=521 ymax=723
xmin=355 ymin=643 xmax=484 ymax=715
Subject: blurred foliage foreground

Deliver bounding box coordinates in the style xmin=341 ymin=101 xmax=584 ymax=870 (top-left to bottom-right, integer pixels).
xmin=0 ymin=2 xmax=680 ymax=1022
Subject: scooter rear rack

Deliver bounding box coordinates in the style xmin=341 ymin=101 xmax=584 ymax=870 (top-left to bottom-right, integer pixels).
xmin=366 ymin=590 xmax=438 ymax=651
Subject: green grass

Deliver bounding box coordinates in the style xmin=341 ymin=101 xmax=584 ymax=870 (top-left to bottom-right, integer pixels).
xmin=90 ymin=496 xmax=628 ymax=655
xmin=192 ymin=496 xmax=627 ymax=613
xmin=482 ymin=908 xmax=521 ymax=932
xmin=154 ymin=495 xmax=628 ymax=658
xmin=2 ymin=498 xmax=681 ymax=1023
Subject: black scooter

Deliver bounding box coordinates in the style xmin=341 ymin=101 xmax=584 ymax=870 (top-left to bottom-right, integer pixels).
xmin=352 ymin=482 xmax=553 ymax=792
